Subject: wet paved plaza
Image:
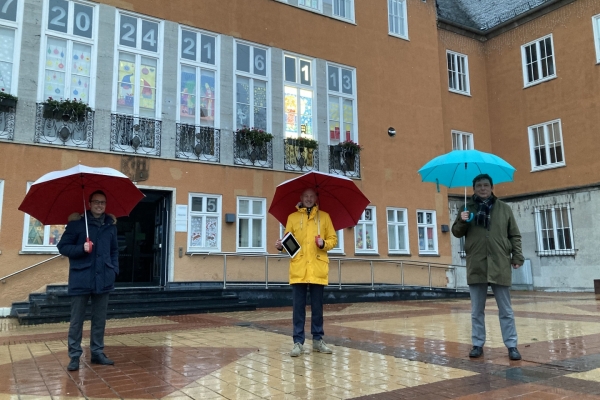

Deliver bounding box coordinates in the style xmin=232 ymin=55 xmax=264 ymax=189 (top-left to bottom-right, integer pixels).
xmin=1 ymin=292 xmax=600 ymax=399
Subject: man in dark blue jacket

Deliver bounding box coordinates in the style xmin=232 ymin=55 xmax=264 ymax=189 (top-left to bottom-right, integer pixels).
xmin=58 ymin=190 xmax=119 ymax=371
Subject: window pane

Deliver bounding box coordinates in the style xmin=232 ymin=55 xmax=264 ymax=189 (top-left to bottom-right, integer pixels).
xmin=48 ymin=224 xmax=66 ymax=245
xmin=252 ymin=219 xmax=262 ymax=247
xmin=191 ymin=197 xmax=203 ymax=212
xmin=252 ymin=200 xmax=262 ymax=215
xmin=285 ymin=86 xmax=298 ymax=136
xmin=44 ymin=37 xmax=68 ymax=100
xmin=205 ymin=217 xmax=218 ymax=248
xmin=139 ymin=57 xmax=157 ymax=117
xmin=398 ymin=227 xmax=406 ymax=250
xmin=117 ymin=52 xmax=136 ymax=113
xmin=236 ymin=43 xmax=250 ymax=72
xmin=329 ymin=96 xmax=340 ymax=142
xmin=387 ymin=209 xmax=394 ymax=222
xmin=427 ymin=227 xmax=434 ymax=250
xmin=235 ymin=76 xmax=250 ymax=129
xmin=200 ymin=69 xmax=216 ymax=126
xmin=239 ymin=199 xmax=249 ymax=214
xmin=71 ymin=43 xmax=92 ymax=102
xmin=27 ymin=218 xmax=45 ymax=245
xmin=190 ymin=216 xmax=203 ymax=246
xmin=388 ymin=225 xmax=397 ymax=250
xmin=418 ymin=226 xmax=425 ymax=250
xmin=239 ymin=218 xmax=249 ymax=247
xmin=180 ymin=65 xmax=196 ymax=123
xmin=254 ymin=79 xmax=267 ymax=131
xmin=300 ymin=89 xmax=313 ymax=137
xmin=0 ymin=27 xmax=15 ymax=93
xmin=284 ymin=56 xmax=296 ymax=83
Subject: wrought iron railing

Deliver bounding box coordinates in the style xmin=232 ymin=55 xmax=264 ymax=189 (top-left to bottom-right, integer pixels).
xmin=0 ymin=104 xmax=15 ymax=140
xmin=328 ymin=145 xmax=361 ymax=178
xmin=110 ymin=114 xmax=161 ymax=156
xmin=175 ymin=124 xmax=220 ymax=162
xmin=33 ymin=103 xmax=93 ymax=148
xmin=284 ymin=138 xmax=319 ymax=172
xmin=233 ymin=132 xmax=273 ymax=168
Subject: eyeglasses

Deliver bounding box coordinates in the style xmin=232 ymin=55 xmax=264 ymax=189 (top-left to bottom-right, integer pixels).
xmin=91 ymin=200 xmax=106 ymax=206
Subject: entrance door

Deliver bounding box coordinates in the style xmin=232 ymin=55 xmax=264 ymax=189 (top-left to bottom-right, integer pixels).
xmin=116 ymin=190 xmax=171 ymax=287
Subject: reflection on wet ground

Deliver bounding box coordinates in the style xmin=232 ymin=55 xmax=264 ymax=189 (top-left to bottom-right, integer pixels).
xmin=1 ymin=292 xmax=600 ymax=399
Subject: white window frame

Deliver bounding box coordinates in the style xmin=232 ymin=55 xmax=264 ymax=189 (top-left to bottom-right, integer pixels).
xmin=236 ymin=197 xmax=266 ymax=253
xmin=528 ymin=119 xmax=565 ymax=171
xmin=38 ymin=0 xmax=98 ymax=107
xmin=387 ymin=207 xmax=409 ymax=255
xmin=328 ymin=229 xmax=344 ymax=255
xmin=327 ymin=62 xmax=358 ymax=145
xmin=447 ymin=50 xmax=470 ymax=95
xmin=535 ymin=204 xmax=575 ymax=256
xmin=521 ymin=34 xmax=556 ymax=87
xmin=593 ymin=14 xmax=600 ymax=64
xmin=0 ymin=0 xmax=24 ymax=97
xmin=354 ymin=206 xmax=377 ymax=254
xmin=177 ymin=26 xmax=220 ymax=127
xmin=21 ymin=182 xmax=64 ymax=253
xmin=283 ymin=52 xmax=316 ymax=140
xmin=451 ymin=130 xmax=474 ymax=150
xmin=331 ymin=0 xmax=354 ymax=22
xmin=388 ymin=0 xmax=408 ymax=40
xmin=234 ymin=39 xmax=270 ymax=132
xmin=298 ymin=0 xmax=322 ymax=12
xmin=416 ymin=210 xmax=437 ymax=255
xmin=112 ymin=10 xmax=164 ymax=118
xmin=188 ymin=193 xmax=222 ymax=252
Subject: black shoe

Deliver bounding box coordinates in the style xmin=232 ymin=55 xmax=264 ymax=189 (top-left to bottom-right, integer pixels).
xmin=67 ymin=357 xmax=80 ymax=371
xmin=91 ymin=353 xmax=114 ymax=365
xmin=508 ymin=347 xmax=521 ymax=360
xmin=469 ymin=346 xmax=483 ymax=358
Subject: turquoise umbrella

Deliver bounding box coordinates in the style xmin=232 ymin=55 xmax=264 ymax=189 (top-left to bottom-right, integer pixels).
xmin=418 ymin=149 xmax=516 ymax=220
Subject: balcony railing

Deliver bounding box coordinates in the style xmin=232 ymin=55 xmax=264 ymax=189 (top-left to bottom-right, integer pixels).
xmin=329 ymin=145 xmax=361 ymax=178
xmin=284 ymin=138 xmax=319 ymax=172
xmin=175 ymin=124 xmax=220 ymax=162
xmin=0 ymin=103 xmax=15 ymax=140
xmin=110 ymin=114 xmax=161 ymax=156
xmin=233 ymin=132 xmax=273 ymax=168
xmin=33 ymin=103 xmax=93 ymax=148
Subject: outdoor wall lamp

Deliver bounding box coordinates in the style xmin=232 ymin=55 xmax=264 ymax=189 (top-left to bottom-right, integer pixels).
xmin=388 ymin=127 xmax=396 ymax=137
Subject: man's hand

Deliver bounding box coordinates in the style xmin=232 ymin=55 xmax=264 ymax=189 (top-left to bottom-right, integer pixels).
xmin=512 ymin=264 xmax=522 ymax=269
xmin=275 ymin=239 xmax=283 ymax=251
xmin=84 ymin=240 xmax=93 ymax=253
xmin=460 ymin=211 xmax=470 ymax=221
xmin=316 ymin=237 xmax=324 ymax=248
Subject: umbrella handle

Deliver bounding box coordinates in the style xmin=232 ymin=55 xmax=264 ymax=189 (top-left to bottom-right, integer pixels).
xmin=85 ymin=237 xmax=93 ymax=253
xmin=466 ymin=212 xmax=474 ymax=222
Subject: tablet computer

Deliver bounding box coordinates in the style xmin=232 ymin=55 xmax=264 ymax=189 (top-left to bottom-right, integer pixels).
xmin=281 ymin=231 xmax=301 ymax=258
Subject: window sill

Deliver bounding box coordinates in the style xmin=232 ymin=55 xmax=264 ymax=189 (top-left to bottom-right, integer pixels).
xmin=448 ymin=89 xmax=471 ymax=97
xmin=537 ymin=249 xmax=576 ymax=257
xmin=354 ymin=252 xmax=379 ymax=256
xmin=418 ymin=253 xmax=440 ymax=257
xmin=388 ymin=253 xmax=411 ymax=257
xmin=523 ymin=75 xmax=557 ymax=88
xmin=388 ymin=32 xmax=409 ymax=41
xmin=19 ymin=250 xmax=60 ymax=255
xmin=530 ymin=162 xmax=566 ymax=172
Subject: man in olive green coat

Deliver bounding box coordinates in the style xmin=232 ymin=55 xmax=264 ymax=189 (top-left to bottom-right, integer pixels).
xmin=452 ymin=174 xmax=524 ymax=361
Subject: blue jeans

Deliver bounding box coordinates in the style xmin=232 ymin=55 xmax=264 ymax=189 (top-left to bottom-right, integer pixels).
xmin=292 ymin=283 xmax=325 ymax=344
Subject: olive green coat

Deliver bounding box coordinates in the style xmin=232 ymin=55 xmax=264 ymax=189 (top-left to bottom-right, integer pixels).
xmin=452 ymin=196 xmax=524 ymax=287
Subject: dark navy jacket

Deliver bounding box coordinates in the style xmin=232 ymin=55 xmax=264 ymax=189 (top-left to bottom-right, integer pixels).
xmin=57 ymin=211 xmax=119 ymax=295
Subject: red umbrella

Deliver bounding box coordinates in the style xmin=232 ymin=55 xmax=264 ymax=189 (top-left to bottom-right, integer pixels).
xmin=269 ymin=171 xmax=370 ymax=230
xmin=19 ymin=165 xmax=144 ymax=243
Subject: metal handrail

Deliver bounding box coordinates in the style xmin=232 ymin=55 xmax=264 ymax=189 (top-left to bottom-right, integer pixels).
xmin=187 ymin=252 xmax=468 ymax=292
xmin=0 ymin=255 xmax=62 ymax=282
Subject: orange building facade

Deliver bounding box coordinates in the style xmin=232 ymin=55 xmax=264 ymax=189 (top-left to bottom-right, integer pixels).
xmin=0 ymin=0 xmax=598 ymax=314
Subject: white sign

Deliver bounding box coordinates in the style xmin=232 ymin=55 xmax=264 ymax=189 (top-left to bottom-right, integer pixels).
xmin=175 ymin=204 xmax=188 ymax=232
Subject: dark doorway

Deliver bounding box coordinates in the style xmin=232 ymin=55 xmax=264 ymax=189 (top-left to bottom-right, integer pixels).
xmin=115 ymin=190 xmax=171 ymax=287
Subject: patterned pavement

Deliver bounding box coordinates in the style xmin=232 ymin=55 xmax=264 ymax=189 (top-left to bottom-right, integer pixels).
xmin=1 ymin=292 xmax=600 ymax=399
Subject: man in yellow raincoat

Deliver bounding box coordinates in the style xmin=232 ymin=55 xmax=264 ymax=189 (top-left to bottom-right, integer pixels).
xmin=275 ymin=188 xmax=337 ymax=357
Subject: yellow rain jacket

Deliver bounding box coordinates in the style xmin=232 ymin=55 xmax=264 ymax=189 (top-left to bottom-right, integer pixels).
xmin=284 ymin=205 xmax=337 ymax=285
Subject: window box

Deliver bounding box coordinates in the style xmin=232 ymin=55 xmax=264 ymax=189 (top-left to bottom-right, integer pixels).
xmin=42 ymin=98 xmax=91 ymax=122
xmin=0 ymin=95 xmax=17 ymax=109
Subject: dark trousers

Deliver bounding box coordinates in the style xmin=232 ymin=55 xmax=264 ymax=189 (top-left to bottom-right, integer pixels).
xmin=292 ymin=283 xmax=325 ymax=344
xmin=68 ymin=293 xmax=110 ymax=358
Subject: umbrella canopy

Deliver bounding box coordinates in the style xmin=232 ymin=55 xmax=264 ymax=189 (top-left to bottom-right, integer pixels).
xmin=269 ymin=171 xmax=370 ymax=231
xmin=19 ymin=164 xmax=145 ymax=225
xmin=418 ymin=149 xmax=516 ymax=189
